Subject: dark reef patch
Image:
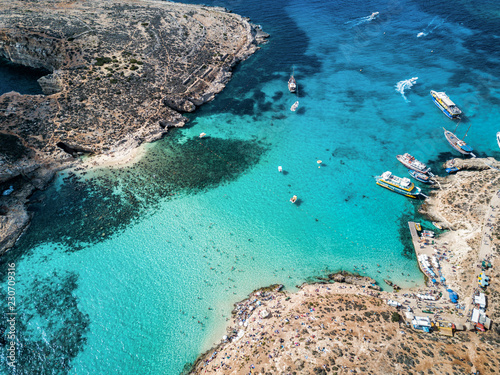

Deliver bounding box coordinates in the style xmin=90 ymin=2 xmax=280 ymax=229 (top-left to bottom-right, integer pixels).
xmin=10 ymin=132 xmax=266 ymax=253
xmin=0 ymin=271 xmax=89 ymax=374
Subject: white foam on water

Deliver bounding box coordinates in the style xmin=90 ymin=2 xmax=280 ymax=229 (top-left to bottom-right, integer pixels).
xmin=395 ymin=77 xmax=418 ymax=102
xmin=417 ymin=16 xmax=445 ymax=38
xmin=345 ymin=12 xmax=379 ymax=27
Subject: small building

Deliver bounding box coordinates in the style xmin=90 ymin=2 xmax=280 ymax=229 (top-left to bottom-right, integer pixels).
xmin=471 ymin=308 xmax=492 ymax=330
xmin=412 ymin=316 xmax=432 ymax=332
xmin=474 ymin=293 xmax=487 ymax=309
xmin=436 ymin=321 xmax=455 ymax=336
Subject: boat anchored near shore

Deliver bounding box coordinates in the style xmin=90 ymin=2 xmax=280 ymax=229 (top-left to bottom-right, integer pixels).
xmin=408 ymin=169 xmax=435 ymax=184
xmin=443 ymin=128 xmax=474 ymax=156
xmin=430 ymin=90 xmax=462 ymax=119
xmin=376 ymin=171 xmax=422 ymax=198
xmin=396 ymin=153 xmax=432 ymax=175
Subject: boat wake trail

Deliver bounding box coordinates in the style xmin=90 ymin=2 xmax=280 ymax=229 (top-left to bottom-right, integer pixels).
xmin=345 ymin=12 xmax=379 ymax=27
xmin=395 ymin=77 xmax=418 ymax=103
xmin=417 ymin=16 xmax=445 ymax=38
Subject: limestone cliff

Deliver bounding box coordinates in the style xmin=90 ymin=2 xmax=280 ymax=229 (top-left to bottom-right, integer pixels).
xmin=0 ymin=0 xmax=267 ymax=254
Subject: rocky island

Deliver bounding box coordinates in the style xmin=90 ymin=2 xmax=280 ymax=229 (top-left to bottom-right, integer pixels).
xmin=0 ymin=0 xmax=268 ymax=252
xmin=190 ymin=158 xmax=500 ymax=375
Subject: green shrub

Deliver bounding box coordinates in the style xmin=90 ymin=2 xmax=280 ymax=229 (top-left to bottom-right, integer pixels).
xmin=95 ymin=57 xmax=112 ymax=66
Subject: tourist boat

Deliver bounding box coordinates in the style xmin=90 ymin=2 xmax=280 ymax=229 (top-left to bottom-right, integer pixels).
xmin=376 ymin=171 xmax=422 ymax=198
xmin=288 ymin=69 xmax=297 ymax=93
xmin=290 ymin=195 xmax=297 ymax=203
xmin=497 ymin=131 xmax=500 ymax=149
xmin=444 ymin=129 xmax=474 ymax=156
xmin=432 ymin=222 xmax=443 ymax=230
xmin=290 ymin=101 xmax=299 ymax=111
xmin=396 ymin=153 xmax=431 ymax=174
xmin=408 ymin=169 xmax=434 ymax=184
xmin=430 ymin=90 xmax=462 ymax=119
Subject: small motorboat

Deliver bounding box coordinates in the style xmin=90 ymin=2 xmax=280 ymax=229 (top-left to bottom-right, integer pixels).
xmin=497 ymin=131 xmax=500 ymax=149
xmin=415 ymin=222 xmax=422 ymax=231
xmin=290 ymin=195 xmax=297 ymax=203
xmin=445 ymin=166 xmax=460 ymax=174
xmin=199 ymin=132 xmax=206 ymax=138
xmin=422 ymin=230 xmax=435 ymax=238
xmin=288 ymin=69 xmax=297 ymax=93
xmin=278 ymin=166 xmax=283 ymax=172
xmin=408 ymin=169 xmax=435 ymax=184
xmin=291 ymin=101 xmax=299 ymax=112
xmin=432 ymin=222 xmax=443 ymax=230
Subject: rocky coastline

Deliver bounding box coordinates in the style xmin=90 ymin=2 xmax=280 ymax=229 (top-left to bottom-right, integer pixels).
xmin=189 ymin=158 xmax=500 ymax=374
xmin=0 ymin=0 xmax=268 ymax=253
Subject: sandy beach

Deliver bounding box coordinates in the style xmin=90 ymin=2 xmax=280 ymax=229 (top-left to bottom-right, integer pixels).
xmin=190 ymin=158 xmax=500 ymax=375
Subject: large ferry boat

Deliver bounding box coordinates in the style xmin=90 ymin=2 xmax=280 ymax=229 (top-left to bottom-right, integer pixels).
xmin=396 ymin=153 xmax=431 ymax=174
xmin=376 ymin=171 xmax=422 ymax=198
xmin=444 ymin=129 xmax=473 ymax=156
xmin=430 ymin=90 xmax=462 ymax=119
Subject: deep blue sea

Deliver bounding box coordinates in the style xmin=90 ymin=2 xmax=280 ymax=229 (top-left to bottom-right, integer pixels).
xmin=1 ymin=0 xmax=499 ymax=374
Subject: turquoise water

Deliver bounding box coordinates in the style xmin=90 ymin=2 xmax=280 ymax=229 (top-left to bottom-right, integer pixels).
xmin=1 ymin=0 xmax=500 ymax=373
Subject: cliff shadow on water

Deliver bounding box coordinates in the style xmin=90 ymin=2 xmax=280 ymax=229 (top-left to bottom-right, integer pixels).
xmin=0 ymin=57 xmax=49 ymax=95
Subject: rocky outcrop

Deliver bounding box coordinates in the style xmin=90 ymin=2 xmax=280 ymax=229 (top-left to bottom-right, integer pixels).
xmin=37 ymin=70 xmax=64 ymax=94
xmin=0 ymin=0 xmax=267 ymax=254
xmin=163 ymin=96 xmax=196 ymax=113
xmin=419 ymin=158 xmax=500 ymax=231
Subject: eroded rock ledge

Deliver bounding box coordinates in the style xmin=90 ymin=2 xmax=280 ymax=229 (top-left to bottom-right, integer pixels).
xmin=0 ymin=0 xmax=267 ymax=253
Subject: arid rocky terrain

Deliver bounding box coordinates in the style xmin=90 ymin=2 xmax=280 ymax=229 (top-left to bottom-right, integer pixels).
xmin=0 ymin=0 xmax=267 ymax=252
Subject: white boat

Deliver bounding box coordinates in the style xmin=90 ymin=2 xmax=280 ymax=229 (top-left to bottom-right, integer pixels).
xmin=497 ymin=132 xmax=500 ymax=149
xmin=376 ymin=171 xmax=422 ymax=199
xmin=291 ymin=101 xmax=299 ymax=112
xmin=199 ymin=132 xmax=206 ymax=138
xmin=290 ymin=195 xmax=297 ymax=203
xmin=396 ymin=153 xmax=431 ymax=174
xmin=278 ymin=166 xmax=282 ymax=172
xmin=288 ymin=68 xmax=297 ymax=93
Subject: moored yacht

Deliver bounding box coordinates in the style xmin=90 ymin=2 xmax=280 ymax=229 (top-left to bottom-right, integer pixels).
xmin=376 ymin=171 xmax=422 ymax=198
xmin=408 ymin=170 xmax=434 ymax=184
xmin=396 ymin=153 xmax=431 ymax=174
xmin=444 ymin=129 xmax=473 ymax=156
xmin=430 ymin=90 xmax=462 ymax=119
